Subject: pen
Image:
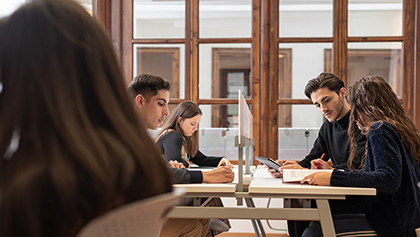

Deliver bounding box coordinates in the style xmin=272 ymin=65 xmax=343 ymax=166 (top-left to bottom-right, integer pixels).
xmin=316 ymin=153 xmax=325 ymax=169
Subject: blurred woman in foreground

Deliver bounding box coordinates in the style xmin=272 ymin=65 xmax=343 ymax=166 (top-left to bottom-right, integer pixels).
xmin=0 ymin=1 xmax=172 ymax=236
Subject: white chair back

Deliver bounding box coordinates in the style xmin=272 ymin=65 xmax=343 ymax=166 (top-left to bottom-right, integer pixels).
xmin=76 ymin=188 xmax=184 ymax=237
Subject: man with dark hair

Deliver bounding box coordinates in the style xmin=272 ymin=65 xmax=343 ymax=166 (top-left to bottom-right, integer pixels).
xmin=271 ymin=72 xmax=366 ymax=171
xmin=267 ymin=72 xmax=367 ymax=237
xmin=129 ymin=73 xmax=234 ymax=184
xmin=128 ymin=74 xmax=171 ymax=130
xmin=129 ymin=73 xmax=234 ymax=237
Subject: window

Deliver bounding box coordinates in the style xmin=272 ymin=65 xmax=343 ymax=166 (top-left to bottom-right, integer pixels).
xmin=103 ymin=0 xmax=419 ymax=161
xmin=0 ymin=0 xmax=26 ymax=18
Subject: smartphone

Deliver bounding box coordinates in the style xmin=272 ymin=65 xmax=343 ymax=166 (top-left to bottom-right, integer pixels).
xmin=255 ymin=156 xmax=281 ymax=172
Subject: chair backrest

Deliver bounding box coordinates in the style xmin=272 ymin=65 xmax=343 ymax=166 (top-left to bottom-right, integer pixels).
xmin=76 ymin=188 xmax=184 ymax=237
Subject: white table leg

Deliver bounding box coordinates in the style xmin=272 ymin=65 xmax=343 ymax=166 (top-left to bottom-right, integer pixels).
xmin=315 ymin=200 xmax=336 ymax=237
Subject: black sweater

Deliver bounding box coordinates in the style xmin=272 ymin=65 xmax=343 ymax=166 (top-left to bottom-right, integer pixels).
xmin=299 ymin=111 xmax=367 ymax=215
xmin=157 ymin=131 xmax=222 ymax=168
xmin=299 ymin=111 xmax=366 ymax=169
xmin=157 ymin=131 xmax=222 ymax=184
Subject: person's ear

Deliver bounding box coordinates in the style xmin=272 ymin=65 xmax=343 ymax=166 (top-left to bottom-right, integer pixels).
xmin=135 ymin=94 xmax=146 ymax=109
xmin=177 ymin=117 xmax=183 ymax=124
xmin=339 ymin=87 xmax=347 ymax=98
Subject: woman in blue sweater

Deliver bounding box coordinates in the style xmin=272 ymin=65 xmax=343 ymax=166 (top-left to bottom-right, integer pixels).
xmin=301 ymin=76 xmax=420 ymax=237
xmin=155 ymin=100 xmax=233 ymax=169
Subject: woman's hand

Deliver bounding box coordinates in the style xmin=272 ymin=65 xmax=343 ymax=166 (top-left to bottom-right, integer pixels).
xmin=265 ymin=160 xmax=284 ymax=178
xmin=301 ymin=171 xmax=332 ymax=186
xmin=218 ymin=157 xmax=234 ymax=169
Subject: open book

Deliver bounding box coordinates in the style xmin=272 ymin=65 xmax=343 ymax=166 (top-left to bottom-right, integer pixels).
xmin=282 ymin=169 xmax=333 ymax=183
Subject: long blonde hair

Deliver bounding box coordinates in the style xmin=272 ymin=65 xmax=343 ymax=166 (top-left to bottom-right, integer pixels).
xmin=0 ymin=1 xmax=172 ymax=237
xmin=156 ymin=101 xmax=202 ymax=157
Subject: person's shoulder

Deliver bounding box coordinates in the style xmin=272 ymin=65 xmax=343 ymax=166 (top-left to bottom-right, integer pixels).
xmin=163 ymin=130 xmax=183 ymax=140
xmin=370 ymin=121 xmax=395 ymax=134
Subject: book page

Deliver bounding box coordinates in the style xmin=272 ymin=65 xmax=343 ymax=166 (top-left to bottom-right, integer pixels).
xmin=282 ymin=169 xmax=333 ymax=183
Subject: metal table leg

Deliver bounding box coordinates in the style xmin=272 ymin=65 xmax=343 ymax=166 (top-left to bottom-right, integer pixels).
xmin=245 ymin=198 xmax=267 ymax=237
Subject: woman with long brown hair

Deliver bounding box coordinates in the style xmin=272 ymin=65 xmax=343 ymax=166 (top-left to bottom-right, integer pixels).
xmin=301 ymin=76 xmax=420 ymax=236
xmin=0 ymin=1 xmax=172 ymax=237
xmin=156 ymin=100 xmax=233 ymax=169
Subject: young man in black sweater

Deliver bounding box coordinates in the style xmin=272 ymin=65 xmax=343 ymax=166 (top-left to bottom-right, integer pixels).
xmin=128 ymin=73 xmax=234 ymax=185
xmin=266 ymin=72 xmax=367 ymax=237
xmin=128 ymin=73 xmax=234 ymax=237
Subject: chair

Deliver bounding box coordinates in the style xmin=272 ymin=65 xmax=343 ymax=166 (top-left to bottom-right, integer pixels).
xmin=209 ymin=219 xmax=230 ymax=237
xmin=76 ymin=189 xmax=184 ymax=237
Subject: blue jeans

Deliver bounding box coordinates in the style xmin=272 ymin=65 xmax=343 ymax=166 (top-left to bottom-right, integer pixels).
xmin=302 ymin=214 xmax=377 ymax=237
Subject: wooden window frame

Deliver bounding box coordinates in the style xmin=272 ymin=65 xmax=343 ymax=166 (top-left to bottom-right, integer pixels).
xmin=100 ymin=0 xmax=420 ymax=160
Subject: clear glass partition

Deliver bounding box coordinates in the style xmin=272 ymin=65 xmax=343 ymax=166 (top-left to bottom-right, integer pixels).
xmin=348 ymin=0 xmax=402 ymax=37
xmin=279 ymin=0 xmax=333 ymax=38
xmin=199 ymin=0 xmax=252 ymax=38
xmin=133 ymin=0 xmax=185 ymax=39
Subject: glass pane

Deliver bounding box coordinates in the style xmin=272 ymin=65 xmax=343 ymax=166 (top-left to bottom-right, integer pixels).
xmin=134 ymin=0 xmax=185 ymax=39
xmin=348 ymin=0 xmax=402 ymax=37
xmin=199 ymin=0 xmax=252 ymax=38
xmin=200 ymin=104 xmax=239 ymax=128
xmin=279 ymin=43 xmax=333 ymax=99
xmin=199 ymin=43 xmax=252 ymax=99
xmin=279 ymin=0 xmax=333 ymax=37
xmin=278 ymin=105 xmax=323 ymax=160
xmin=199 ymin=105 xmax=240 ymax=160
xmin=133 ymin=44 xmax=185 ymax=99
xmin=75 ymin=0 xmax=93 ymax=15
xmin=0 ymin=0 xmax=25 ymax=18
xmin=347 ymin=42 xmax=402 ymax=97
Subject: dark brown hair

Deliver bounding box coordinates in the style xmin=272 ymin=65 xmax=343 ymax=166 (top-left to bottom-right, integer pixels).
xmin=0 ymin=1 xmax=172 ymax=237
xmin=156 ymin=101 xmax=202 ymax=157
xmin=347 ymin=76 xmax=420 ymax=168
xmin=128 ymin=73 xmax=171 ymax=101
xmin=304 ymin=72 xmax=345 ymax=99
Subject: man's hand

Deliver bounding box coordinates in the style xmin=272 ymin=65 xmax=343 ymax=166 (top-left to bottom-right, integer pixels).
xmin=217 ymin=157 xmax=234 ymax=169
xmin=202 ymin=167 xmax=235 ymax=183
xmin=280 ymin=160 xmax=304 ymax=173
xmin=310 ymin=159 xmax=332 ymax=170
xmin=301 ymin=171 xmax=332 ymax=186
xmin=168 ymin=160 xmax=185 ymax=169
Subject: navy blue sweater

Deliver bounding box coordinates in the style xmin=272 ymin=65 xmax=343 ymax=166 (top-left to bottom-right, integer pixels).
xmin=331 ymin=121 xmax=420 ymax=236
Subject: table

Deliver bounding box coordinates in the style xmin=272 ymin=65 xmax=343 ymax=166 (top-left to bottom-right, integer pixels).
xmin=168 ymin=166 xmax=376 ymax=237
